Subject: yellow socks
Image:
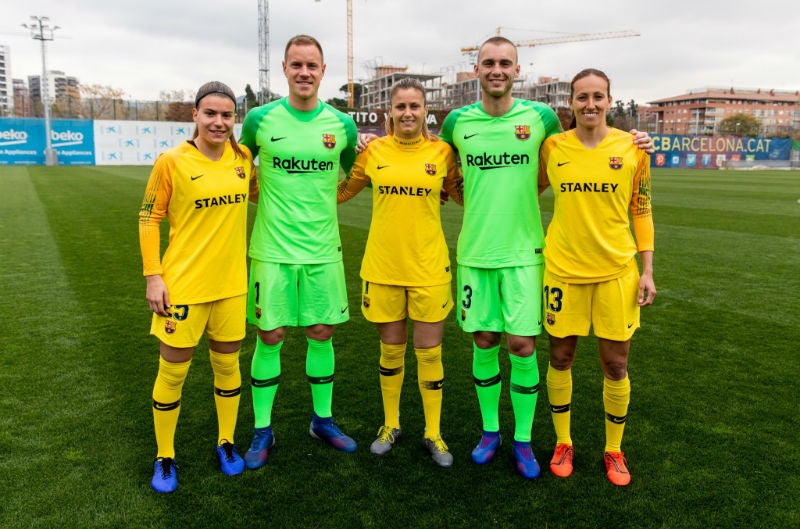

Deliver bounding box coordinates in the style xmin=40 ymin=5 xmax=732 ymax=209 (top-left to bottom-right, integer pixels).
xmin=603 ymin=375 xmax=630 ymax=452
xmin=547 ymin=364 xmax=573 ymax=446
xmin=379 ymin=341 xmax=406 ymax=429
xmin=209 ymin=349 xmax=241 ymax=445
xmin=152 ymin=356 xmax=191 ymax=459
xmin=416 ymin=345 xmax=444 ymax=439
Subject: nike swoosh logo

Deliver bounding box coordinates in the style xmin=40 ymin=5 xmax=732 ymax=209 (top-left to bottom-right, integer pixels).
xmin=377 ymin=165 xmax=389 ymax=170
xmin=271 ymin=136 xmax=287 ymax=142
xmin=341 ymin=306 xmax=348 ymax=314
xmin=442 ymin=301 xmax=449 ymax=308
xmin=627 ymin=323 xmax=634 ymax=328
xmin=557 ymin=161 xmax=570 ymax=167
xmin=538 ymin=320 xmax=543 ymax=326
xmin=463 ymin=133 xmax=479 ymax=139
xmin=190 ymin=174 xmax=204 ymax=180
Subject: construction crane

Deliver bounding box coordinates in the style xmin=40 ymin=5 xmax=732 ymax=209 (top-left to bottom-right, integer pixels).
xmin=316 ymin=0 xmax=355 ymax=107
xmin=460 ymin=27 xmax=640 ymax=56
xmin=258 ymin=0 xmax=269 ymax=105
xmin=258 ymin=1 xmax=354 ymax=106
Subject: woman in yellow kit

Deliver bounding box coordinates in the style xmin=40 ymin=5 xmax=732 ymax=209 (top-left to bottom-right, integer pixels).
xmin=138 ymin=81 xmax=257 ymax=493
xmin=337 ymin=77 xmax=463 ymax=467
xmin=538 ymin=68 xmax=656 ymax=486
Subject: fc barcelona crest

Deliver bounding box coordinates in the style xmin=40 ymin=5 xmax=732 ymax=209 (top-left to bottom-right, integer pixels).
xmin=323 ymin=133 xmax=336 ymax=149
xmin=425 ymin=163 xmax=437 ymax=176
xmin=255 ymin=307 xmax=262 ymax=319
xmin=515 ymin=125 xmax=530 ymax=140
xmin=546 ymin=312 xmax=555 ymax=325
xmin=609 ymin=157 xmax=623 ymax=170
xmin=363 ymin=295 xmax=371 ymax=308
xmin=165 ymin=320 xmax=176 ymax=334
xmin=235 ymin=166 xmax=245 ymax=178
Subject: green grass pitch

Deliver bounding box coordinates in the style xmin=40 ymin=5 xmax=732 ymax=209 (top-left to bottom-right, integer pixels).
xmin=0 ymin=165 xmax=798 ymax=528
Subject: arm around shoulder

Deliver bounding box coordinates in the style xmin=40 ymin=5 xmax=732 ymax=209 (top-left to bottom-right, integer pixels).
xmin=337 ymin=151 xmax=371 ymax=204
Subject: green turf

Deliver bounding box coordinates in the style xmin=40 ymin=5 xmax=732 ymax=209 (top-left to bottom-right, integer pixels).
xmin=0 ymin=166 xmax=798 ymax=528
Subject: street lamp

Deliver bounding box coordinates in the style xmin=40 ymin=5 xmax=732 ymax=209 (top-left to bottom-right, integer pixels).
xmin=735 ymin=122 xmax=741 ymax=136
xmin=22 ymin=15 xmax=59 ymax=166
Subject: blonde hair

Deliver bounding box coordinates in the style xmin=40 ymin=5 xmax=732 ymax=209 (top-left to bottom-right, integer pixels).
xmin=385 ymin=77 xmax=433 ymax=141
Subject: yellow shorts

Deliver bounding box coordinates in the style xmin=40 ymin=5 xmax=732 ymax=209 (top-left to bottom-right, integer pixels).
xmin=150 ymin=294 xmax=247 ymax=348
xmin=361 ymin=281 xmax=453 ymax=323
xmin=543 ymin=261 xmax=640 ymax=341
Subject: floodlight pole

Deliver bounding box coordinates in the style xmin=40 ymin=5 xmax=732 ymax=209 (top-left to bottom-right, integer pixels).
xmin=23 ymin=16 xmax=59 ymax=166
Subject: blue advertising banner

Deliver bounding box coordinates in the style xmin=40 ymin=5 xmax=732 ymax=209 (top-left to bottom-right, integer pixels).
xmin=6 ymin=120 xmax=793 ymax=169
xmin=0 ymin=118 xmax=95 ymax=165
xmin=0 ymin=118 xmax=40 ymax=164
xmin=651 ymin=135 xmax=792 ymax=168
xmin=51 ymin=119 xmax=95 ymax=165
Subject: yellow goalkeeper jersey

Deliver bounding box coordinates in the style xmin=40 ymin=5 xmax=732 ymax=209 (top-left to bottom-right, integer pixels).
xmin=539 ymin=128 xmax=653 ymax=283
xmin=139 ymin=141 xmax=255 ymax=303
xmin=337 ymin=134 xmax=462 ymax=286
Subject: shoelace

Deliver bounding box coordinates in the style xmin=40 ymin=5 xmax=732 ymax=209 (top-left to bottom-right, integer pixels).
xmin=376 ymin=426 xmax=396 ymax=444
xmin=219 ymin=441 xmax=236 ymax=462
xmin=378 ymin=426 xmax=395 ymax=445
xmin=605 ymin=452 xmax=628 ymax=471
xmin=430 ymin=437 xmax=449 ymax=454
xmin=157 ymin=457 xmax=177 ymax=478
xmin=554 ymin=444 xmax=573 ymax=463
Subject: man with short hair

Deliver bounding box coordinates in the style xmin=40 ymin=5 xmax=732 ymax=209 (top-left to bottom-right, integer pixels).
xmin=239 ymin=34 xmax=359 ymax=470
xmin=440 ymin=37 xmax=652 ymax=480
xmin=440 ymin=36 xmax=560 ymax=479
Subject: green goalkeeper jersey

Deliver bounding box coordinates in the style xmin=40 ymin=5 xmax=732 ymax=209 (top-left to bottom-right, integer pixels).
xmin=240 ymin=98 xmax=358 ymax=264
xmin=440 ymin=99 xmax=561 ymax=268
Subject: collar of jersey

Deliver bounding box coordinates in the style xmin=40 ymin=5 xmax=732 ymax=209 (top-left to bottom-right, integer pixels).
xmin=281 ymin=97 xmax=325 ymax=122
xmin=391 ymin=134 xmax=424 ymax=148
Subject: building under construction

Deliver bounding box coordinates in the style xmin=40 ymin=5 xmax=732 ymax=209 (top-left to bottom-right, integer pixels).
xmin=359 ymin=66 xmax=561 ymax=111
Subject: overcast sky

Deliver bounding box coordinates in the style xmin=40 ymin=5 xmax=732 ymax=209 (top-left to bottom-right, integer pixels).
xmin=3 ymin=0 xmax=799 ymax=107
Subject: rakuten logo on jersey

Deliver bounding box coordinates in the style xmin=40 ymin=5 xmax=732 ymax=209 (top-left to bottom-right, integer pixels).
xmin=465 ymin=152 xmax=530 ymax=170
xmin=272 ymin=156 xmax=334 ymax=173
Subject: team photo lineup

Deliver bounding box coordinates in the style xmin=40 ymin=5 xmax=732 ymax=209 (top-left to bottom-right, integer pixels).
xmin=138 ymin=33 xmax=656 ymax=494
xmin=4 ymin=2 xmax=800 ymax=526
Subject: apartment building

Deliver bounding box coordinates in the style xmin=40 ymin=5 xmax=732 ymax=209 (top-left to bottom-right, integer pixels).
xmin=648 ymin=87 xmax=800 ymax=136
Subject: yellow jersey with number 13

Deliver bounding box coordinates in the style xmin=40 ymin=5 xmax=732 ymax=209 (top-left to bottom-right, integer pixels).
xmin=539 ymin=128 xmax=653 ymax=283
